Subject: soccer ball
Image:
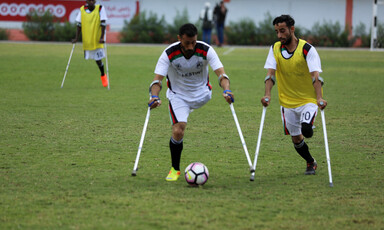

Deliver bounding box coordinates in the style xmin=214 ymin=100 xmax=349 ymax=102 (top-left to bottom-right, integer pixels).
xmin=184 ymin=162 xmax=209 ymax=186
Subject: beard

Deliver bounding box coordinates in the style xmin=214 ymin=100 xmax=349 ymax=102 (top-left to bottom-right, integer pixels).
xmin=280 ymin=32 xmax=292 ymax=45
xmin=181 ymin=46 xmax=195 ymax=59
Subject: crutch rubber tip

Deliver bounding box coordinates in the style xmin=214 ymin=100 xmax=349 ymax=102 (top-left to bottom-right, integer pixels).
xmin=250 ymin=175 xmax=255 ymax=181
xmin=329 ymin=182 xmax=334 ymax=187
xmin=131 ymin=170 xmax=137 ymax=176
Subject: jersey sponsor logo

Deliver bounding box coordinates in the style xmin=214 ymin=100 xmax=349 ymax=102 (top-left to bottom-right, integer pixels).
xmin=181 ymin=70 xmax=203 ymax=77
xmin=196 ymin=61 xmax=203 ymax=69
xmin=172 ymin=60 xmax=204 ymax=77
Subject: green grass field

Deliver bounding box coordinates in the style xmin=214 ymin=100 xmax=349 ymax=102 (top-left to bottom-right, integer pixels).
xmin=1 ymin=42 xmax=383 ymax=229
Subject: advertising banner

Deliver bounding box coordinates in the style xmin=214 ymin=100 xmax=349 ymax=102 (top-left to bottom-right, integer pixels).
xmin=0 ymin=0 xmax=139 ymax=29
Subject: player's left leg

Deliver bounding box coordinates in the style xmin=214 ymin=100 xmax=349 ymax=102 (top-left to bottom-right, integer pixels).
xmin=166 ymin=122 xmax=186 ymax=181
xmin=292 ymin=135 xmax=317 ymax=175
xmin=298 ymin=103 xmax=319 ymax=174
xmin=96 ymin=60 xmax=108 ymax=87
xmin=165 ymin=122 xmax=185 ymax=181
xmin=96 ymin=60 xmax=105 ymax=76
xmin=281 ymin=106 xmax=317 ymax=175
xmin=300 ymin=103 xmax=318 ymax=138
xmin=166 ymin=97 xmax=190 ymax=181
xmin=92 ymin=48 xmax=107 ymax=87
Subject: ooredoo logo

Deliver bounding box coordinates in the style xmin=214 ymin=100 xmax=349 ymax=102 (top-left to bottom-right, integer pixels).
xmin=0 ymin=3 xmax=66 ymax=18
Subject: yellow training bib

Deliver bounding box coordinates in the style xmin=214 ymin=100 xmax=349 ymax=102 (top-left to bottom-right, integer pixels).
xmin=81 ymin=5 xmax=103 ymax=51
xmin=273 ymin=39 xmax=318 ymax=108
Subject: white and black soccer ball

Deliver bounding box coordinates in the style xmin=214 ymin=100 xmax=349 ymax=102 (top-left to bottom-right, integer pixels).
xmin=184 ymin=162 xmax=209 ymax=186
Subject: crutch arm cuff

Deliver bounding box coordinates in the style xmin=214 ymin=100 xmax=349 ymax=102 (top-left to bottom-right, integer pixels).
xmin=264 ymin=75 xmax=276 ymax=85
xmin=218 ymin=74 xmax=230 ymax=87
xmin=149 ymin=80 xmax=162 ymax=94
xmin=312 ymin=76 xmax=324 ymax=86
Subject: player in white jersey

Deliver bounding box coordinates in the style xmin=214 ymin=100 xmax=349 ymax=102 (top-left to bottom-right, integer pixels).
xmin=261 ymin=15 xmax=327 ymax=175
xmin=148 ymin=23 xmax=234 ymax=181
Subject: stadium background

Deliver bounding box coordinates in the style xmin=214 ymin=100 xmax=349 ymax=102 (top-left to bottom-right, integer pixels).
xmin=0 ymin=0 xmax=382 ymax=44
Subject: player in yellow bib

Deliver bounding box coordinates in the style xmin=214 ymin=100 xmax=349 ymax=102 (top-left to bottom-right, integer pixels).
xmin=72 ymin=0 xmax=108 ymax=87
xmin=261 ymin=15 xmax=327 ymax=175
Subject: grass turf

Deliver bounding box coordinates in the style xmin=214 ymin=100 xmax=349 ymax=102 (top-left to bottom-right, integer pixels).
xmin=0 ymin=42 xmax=383 ymax=229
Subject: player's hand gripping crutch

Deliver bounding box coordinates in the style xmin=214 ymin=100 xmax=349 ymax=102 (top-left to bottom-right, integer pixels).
xmin=132 ymin=98 xmax=152 ymax=176
xmin=320 ymin=101 xmax=334 ymax=187
xmin=250 ymin=98 xmax=268 ymax=181
xmin=225 ymin=91 xmax=253 ymax=172
xmin=61 ymin=43 xmax=75 ymax=88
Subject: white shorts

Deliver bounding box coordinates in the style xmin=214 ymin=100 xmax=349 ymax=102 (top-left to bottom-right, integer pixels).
xmin=84 ymin=48 xmax=105 ymax=61
xmin=281 ymin=103 xmax=318 ymax=136
xmin=168 ymin=90 xmax=212 ymax=124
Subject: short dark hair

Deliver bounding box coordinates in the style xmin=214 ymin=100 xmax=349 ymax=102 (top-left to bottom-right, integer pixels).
xmin=273 ymin=15 xmax=295 ymax=28
xmin=179 ymin=23 xmax=198 ymax=37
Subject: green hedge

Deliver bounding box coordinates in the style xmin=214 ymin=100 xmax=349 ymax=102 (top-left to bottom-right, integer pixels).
xmin=120 ymin=11 xmax=166 ymax=43
xmin=20 ymin=9 xmax=382 ymax=47
xmin=23 ymin=11 xmax=56 ymax=41
xmin=306 ymin=21 xmax=349 ymax=47
xmin=120 ymin=10 xmax=370 ymax=47
xmin=375 ymin=23 xmax=384 ymax=48
xmin=0 ymin=28 xmax=9 ymax=40
xmin=22 ymin=10 xmax=76 ymax=42
xmin=120 ymin=9 xmax=200 ymax=44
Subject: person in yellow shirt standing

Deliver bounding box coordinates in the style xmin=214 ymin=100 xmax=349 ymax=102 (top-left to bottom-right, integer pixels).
xmin=72 ymin=0 xmax=108 ymax=87
xmin=261 ymin=15 xmax=327 ymax=175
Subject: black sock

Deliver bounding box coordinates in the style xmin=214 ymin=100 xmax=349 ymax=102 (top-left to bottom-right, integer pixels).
xmin=169 ymin=137 xmax=183 ymax=171
xmin=96 ymin=61 xmax=105 ymax=76
xmin=294 ymin=139 xmax=314 ymax=163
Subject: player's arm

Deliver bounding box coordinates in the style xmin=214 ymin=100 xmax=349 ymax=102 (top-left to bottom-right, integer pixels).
xmin=99 ymin=5 xmax=108 ymax=43
xmin=306 ymin=46 xmax=327 ymax=110
xmin=262 ymin=46 xmax=276 ymax=107
xmin=72 ymin=11 xmax=81 ymax=43
xmin=262 ymin=68 xmax=275 ymax=107
xmin=311 ymin=71 xmax=327 ymax=110
xmin=99 ymin=20 xmax=106 ymax=43
xmin=72 ymin=23 xmax=81 ymax=43
xmin=148 ymin=74 xmax=164 ymax=109
xmin=214 ymin=67 xmax=234 ymax=104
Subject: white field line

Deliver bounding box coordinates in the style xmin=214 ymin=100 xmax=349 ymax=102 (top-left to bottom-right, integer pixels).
xmin=223 ymin=47 xmax=235 ymax=55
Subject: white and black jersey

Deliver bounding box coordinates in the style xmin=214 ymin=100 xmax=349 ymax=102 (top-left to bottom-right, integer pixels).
xmin=154 ymin=41 xmax=223 ymax=102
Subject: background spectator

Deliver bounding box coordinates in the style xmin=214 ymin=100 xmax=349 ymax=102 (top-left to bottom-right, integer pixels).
xmin=214 ymin=1 xmax=228 ymax=47
xmin=200 ymin=2 xmax=214 ymax=44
